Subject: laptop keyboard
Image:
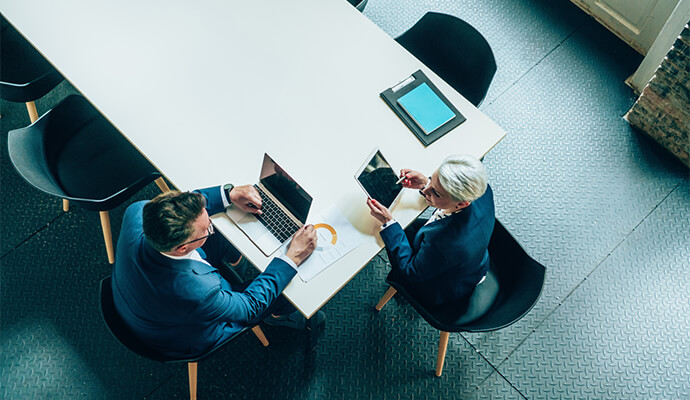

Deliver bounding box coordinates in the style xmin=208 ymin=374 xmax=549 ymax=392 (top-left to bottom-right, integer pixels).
xmin=254 ymin=185 xmax=300 ymax=243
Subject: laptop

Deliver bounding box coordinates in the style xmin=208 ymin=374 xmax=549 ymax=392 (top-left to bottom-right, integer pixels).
xmin=226 ymin=153 xmax=313 ymax=256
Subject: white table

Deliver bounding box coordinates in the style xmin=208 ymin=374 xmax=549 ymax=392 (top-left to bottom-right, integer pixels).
xmin=2 ymin=0 xmax=506 ymax=317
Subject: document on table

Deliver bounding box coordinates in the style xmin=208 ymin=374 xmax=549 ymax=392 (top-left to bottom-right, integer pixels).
xmin=280 ymin=206 xmax=367 ymax=282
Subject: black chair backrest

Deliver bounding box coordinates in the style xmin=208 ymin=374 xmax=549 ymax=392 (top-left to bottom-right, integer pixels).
xmin=396 ymin=12 xmax=496 ymax=107
xmin=347 ymin=0 xmax=367 ymax=11
xmin=459 ymin=220 xmax=545 ymax=332
xmin=7 ymin=95 xmax=161 ymax=211
xmin=7 ymin=115 xmax=68 ymax=199
xmin=99 ymin=276 xmax=247 ymax=364
xmin=0 ymin=14 xmax=63 ymax=102
xmin=99 ymin=276 xmax=173 ymax=363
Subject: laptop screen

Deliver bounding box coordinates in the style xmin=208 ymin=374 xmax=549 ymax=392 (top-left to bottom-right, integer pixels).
xmin=259 ymin=154 xmax=313 ymax=223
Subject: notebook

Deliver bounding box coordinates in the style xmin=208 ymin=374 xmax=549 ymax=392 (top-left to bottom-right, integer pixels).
xmin=397 ymin=82 xmax=456 ymax=135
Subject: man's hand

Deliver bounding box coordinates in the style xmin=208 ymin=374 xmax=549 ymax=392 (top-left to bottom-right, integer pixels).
xmin=366 ymin=198 xmax=393 ymax=225
xmin=230 ymin=185 xmax=263 ymax=214
xmin=286 ymin=224 xmax=317 ymax=266
xmin=399 ymin=169 xmax=428 ymax=189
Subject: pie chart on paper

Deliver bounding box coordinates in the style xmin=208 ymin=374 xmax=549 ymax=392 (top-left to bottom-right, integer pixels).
xmin=290 ymin=206 xmax=367 ymax=282
xmin=314 ymin=223 xmax=337 ymax=252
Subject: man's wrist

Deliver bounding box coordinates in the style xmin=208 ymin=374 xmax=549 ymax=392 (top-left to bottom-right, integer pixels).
xmin=278 ymin=254 xmax=299 ymax=271
xmin=223 ymin=183 xmax=234 ymax=205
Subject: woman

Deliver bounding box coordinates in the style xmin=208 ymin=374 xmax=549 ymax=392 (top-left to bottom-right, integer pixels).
xmin=366 ymin=154 xmax=495 ymax=311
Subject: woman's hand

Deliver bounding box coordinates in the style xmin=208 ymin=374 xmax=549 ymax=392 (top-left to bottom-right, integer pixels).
xmin=398 ymin=169 xmax=428 ymax=189
xmin=366 ymin=198 xmax=393 ymax=224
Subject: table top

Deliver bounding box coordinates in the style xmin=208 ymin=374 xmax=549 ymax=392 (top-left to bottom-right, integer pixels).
xmin=2 ymin=0 xmax=506 ymax=317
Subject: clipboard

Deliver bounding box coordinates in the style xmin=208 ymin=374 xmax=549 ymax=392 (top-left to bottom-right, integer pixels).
xmin=380 ymin=70 xmax=465 ymax=147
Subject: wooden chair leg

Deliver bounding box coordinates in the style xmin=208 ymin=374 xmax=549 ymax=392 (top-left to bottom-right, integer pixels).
xmin=251 ymin=325 xmax=269 ymax=347
xmin=375 ymin=286 xmax=397 ymax=311
xmin=99 ymin=211 xmax=115 ymax=264
xmin=436 ymin=331 xmax=450 ymax=377
xmin=26 ymin=101 xmax=38 ymax=123
xmin=154 ymin=177 xmax=171 ymax=193
xmin=62 ymin=199 xmax=70 ymax=212
xmin=187 ymin=362 xmax=197 ymax=400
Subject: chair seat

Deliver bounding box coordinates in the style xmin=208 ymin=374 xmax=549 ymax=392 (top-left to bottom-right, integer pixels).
xmin=386 ymin=268 xmax=498 ymax=332
xmin=55 ymin=114 xmax=159 ymax=206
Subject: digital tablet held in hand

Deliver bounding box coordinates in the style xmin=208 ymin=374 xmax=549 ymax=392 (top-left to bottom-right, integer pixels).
xmin=355 ymin=148 xmax=403 ymax=208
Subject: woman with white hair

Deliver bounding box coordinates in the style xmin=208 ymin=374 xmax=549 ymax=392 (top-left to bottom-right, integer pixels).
xmin=366 ymin=154 xmax=495 ymax=311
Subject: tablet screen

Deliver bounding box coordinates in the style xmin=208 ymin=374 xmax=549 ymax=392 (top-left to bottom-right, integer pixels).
xmin=355 ymin=149 xmax=403 ymax=208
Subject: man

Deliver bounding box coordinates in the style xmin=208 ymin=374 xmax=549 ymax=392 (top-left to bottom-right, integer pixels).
xmin=112 ymin=184 xmax=321 ymax=358
xmin=366 ymin=154 xmax=495 ymax=311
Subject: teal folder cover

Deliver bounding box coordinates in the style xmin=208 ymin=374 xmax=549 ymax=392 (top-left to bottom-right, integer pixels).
xmin=396 ymin=83 xmax=456 ymax=135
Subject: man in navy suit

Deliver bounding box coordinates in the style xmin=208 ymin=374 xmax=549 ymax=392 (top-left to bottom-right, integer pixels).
xmin=112 ymin=184 xmax=320 ymax=358
xmin=366 ymin=154 xmax=495 ymax=311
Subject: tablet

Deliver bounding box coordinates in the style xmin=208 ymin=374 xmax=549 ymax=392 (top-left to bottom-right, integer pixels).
xmin=355 ymin=148 xmax=403 ymax=208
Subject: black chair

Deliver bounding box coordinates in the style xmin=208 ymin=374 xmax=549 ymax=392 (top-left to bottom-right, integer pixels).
xmin=99 ymin=276 xmax=269 ymax=400
xmin=375 ymin=219 xmax=546 ymax=376
xmin=396 ymin=12 xmax=496 ymax=107
xmin=1 ymin=14 xmax=63 ymax=123
xmin=347 ymin=0 xmax=367 ymax=12
xmin=7 ymin=95 xmax=171 ymax=264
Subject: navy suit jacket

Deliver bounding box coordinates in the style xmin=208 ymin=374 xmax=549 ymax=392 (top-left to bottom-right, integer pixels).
xmin=380 ymin=185 xmax=495 ymax=309
xmin=111 ymin=186 xmax=296 ymax=358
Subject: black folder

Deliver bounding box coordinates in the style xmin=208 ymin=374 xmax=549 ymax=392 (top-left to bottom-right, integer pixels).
xmin=380 ymin=70 xmax=465 ymax=147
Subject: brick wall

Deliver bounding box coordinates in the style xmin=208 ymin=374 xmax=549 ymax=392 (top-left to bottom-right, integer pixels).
xmin=625 ymin=24 xmax=690 ymax=168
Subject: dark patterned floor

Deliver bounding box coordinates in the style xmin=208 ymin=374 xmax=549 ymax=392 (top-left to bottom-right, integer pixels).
xmin=2 ymin=0 xmax=689 ymax=399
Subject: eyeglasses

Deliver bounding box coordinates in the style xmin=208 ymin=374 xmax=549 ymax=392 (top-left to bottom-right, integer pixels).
xmin=177 ymin=219 xmax=214 ymax=248
xmin=419 ymin=177 xmax=432 ymax=197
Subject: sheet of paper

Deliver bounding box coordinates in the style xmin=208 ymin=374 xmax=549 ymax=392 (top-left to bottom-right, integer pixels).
xmin=279 ymin=206 xmax=367 ymax=282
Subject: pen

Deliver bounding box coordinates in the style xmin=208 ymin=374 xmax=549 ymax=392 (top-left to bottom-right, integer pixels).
xmin=395 ymin=175 xmax=407 ymax=185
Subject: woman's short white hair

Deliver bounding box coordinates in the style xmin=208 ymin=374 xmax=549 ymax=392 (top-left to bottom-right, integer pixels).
xmin=436 ymin=154 xmax=488 ymax=203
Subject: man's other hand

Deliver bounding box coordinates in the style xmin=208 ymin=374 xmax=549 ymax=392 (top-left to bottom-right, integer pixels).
xmin=286 ymin=224 xmax=317 ymax=266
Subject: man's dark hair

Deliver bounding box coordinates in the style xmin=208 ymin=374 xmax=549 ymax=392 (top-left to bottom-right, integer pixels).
xmin=142 ymin=191 xmax=206 ymax=252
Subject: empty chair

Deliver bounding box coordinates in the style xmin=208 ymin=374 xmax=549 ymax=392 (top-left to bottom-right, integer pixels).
xmin=347 ymin=0 xmax=368 ymax=12
xmin=7 ymin=95 xmax=170 ymax=264
xmin=375 ymin=219 xmax=545 ymax=376
xmin=0 ymin=14 xmax=63 ymax=123
xmin=99 ymin=276 xmax=269 ymax=400
xmin=396 ymin=12 xmax=496 ymax=107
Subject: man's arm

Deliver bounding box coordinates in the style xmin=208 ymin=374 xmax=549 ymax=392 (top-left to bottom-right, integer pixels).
xmin=196 ymin=223 xmax=317 ymax=324
xmin=195 ymin=185 xmax=262 ymax=215
xmin=200 ymin=257 xmax=298 ymax=324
